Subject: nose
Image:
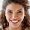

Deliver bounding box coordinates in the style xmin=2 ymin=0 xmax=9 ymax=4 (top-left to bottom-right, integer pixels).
xmin=12 ymin=13 xmax=17 ymax=20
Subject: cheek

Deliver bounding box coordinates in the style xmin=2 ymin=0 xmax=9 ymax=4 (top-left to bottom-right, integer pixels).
xmin=5 ymin=14 xmax=12 ymax=22
xmin=19 ymin=15 xmax=24 ymax=21
xmin=7 ymin=15 xmax=13 ymax=22
xmin=7 ymin=15 xmax=24 ymax=20
xmin=6 ymin=13 xmax=24 ymax=22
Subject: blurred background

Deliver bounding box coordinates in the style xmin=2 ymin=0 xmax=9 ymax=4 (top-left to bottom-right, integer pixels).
xmin=0 ymin=0 xmax=30 ymax=30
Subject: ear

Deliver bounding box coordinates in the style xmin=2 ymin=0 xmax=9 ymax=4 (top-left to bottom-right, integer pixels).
xmin=24 ymin=11 xmax=26 ymax=16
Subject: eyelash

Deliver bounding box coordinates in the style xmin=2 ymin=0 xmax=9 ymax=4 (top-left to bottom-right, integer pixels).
xmin=8 ymin=11 xmax=12 ymax=13
xmin=17 ymin=11 xmax=22 ymax=13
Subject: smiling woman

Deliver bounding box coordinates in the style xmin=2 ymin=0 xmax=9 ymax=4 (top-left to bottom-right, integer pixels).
xmin=1 ymin=0 xmax=30 ymax=30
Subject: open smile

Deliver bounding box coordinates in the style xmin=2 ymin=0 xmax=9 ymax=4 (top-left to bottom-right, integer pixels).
xmin=10 ymin=20 xmax=20 ymax=24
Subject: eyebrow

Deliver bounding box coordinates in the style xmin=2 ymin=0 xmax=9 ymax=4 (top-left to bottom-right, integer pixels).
xmin=17 ymin=9 xmax=22 ymax=11
xmin=8 ymin=9 xmax=12 ymax=11
xmin=7 ymin=8 xmax=22 ymax=12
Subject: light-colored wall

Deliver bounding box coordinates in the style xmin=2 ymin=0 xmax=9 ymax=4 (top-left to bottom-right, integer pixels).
xmin=0 ymin=0 xmax=3 ymax=11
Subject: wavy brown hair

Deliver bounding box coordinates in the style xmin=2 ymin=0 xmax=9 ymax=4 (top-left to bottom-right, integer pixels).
xmin=1 ymin=0 xmax=30 ymax=30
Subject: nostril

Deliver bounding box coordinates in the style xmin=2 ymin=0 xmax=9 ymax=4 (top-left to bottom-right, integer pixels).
xmin=12 ymin=18 xmax=17 ymax=21
xmin=12 ymin=17 xmax=16 ymax=20
xmin=12 ymin=15 xmax=18 ymax=20
xmin=13 ymin=18 xmax=17 ymax=20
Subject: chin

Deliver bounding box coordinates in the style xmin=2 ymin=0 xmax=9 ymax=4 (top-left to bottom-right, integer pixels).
xmin=11 ymin=25 xmax=20 ymax=28
xmin=10 ymin=23 xmax=21 ymax=28
xmin=9 ymin=20 xmax=22 ymax=28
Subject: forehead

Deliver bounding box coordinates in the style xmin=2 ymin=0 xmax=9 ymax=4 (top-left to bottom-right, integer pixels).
xmin=6 ymin=3 xmax=24 ymax=11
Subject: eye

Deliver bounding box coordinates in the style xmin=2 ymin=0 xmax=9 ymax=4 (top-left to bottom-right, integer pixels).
xmin=8 ymin=10 xmax=13 ymax=14
xmin=17 ymin=11 xmax=22 ymax=13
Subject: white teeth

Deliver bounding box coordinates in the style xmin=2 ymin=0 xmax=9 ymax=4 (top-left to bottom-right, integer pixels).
xmin=12 ymin=21 xmax=18 ymax=22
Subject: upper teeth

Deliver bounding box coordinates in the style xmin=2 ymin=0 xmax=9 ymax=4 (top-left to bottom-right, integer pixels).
xmin=12 ymin=21 xmax=18 ymax=22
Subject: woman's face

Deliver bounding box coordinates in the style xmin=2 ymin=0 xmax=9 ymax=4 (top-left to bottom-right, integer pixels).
xmin=5 ymin=3 xmax=25 ymax=28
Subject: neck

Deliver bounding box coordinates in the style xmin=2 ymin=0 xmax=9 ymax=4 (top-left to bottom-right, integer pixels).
xmin=9 ymin=25 xmax=22 ymax=30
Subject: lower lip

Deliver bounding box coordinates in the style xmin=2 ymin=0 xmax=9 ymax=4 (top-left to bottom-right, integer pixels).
xmin=12 ymin=21 xmax=19 ymax=26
